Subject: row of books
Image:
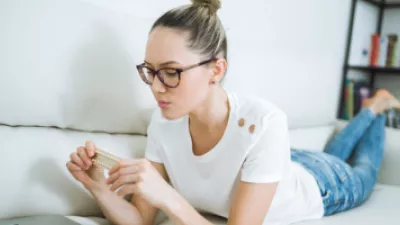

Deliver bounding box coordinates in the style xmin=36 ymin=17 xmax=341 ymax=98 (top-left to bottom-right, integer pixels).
xmin=370 ymin=33 xmax=400 ymax=67
xmin=342 ymin=79 xmax=372 ymax=120
xmin=342 ymin=79 xmax=400 ymax=129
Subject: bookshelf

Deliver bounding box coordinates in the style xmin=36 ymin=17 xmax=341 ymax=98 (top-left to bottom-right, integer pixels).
xmin=338 ymin=0 xmax=400 ymax=128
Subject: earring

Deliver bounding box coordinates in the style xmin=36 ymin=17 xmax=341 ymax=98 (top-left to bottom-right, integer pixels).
xmin=210 ymin=79 xmax=217 ymax=85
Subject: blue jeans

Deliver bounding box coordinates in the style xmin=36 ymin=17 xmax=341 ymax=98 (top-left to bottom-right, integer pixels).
xmin=291 ymin=108 xmax=386 ymax=216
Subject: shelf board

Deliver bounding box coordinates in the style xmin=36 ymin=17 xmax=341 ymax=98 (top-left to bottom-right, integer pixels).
xmin=362 ymin=0 xmax=400 ymax=8
xmin=348 ymin=65 xmax=400 ymax=74
xmin=362 ymin=0 xmax=381 ymax=7
xmin=386 ymin=3 xmax=400 ymax=8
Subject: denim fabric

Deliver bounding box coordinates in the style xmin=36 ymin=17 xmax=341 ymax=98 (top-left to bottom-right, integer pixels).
xmin=291 ymin=108 xmax=386 ymax=216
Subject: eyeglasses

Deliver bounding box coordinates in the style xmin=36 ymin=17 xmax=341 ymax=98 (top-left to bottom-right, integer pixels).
xmin=136 ymin=58 xmax=216 ymax=88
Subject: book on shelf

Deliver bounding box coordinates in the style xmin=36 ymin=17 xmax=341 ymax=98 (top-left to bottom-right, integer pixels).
xmin=342 ymin=79 xmax=372 ymax=120
xmin=369 ymin=33 xmax=400 ymax=68
xmin=341 ymin=79 xmax=400 ymax=129
xmin=369 ymin=34 xmax=380 ymax=66
xmin=386 ymin=35 xmax=399 ymax=67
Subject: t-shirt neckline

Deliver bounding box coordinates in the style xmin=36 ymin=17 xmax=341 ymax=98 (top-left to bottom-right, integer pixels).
xmin=184 ymin=92 xmax=236 ymax=163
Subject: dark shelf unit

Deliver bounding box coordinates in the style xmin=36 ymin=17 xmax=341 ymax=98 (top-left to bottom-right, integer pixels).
xmin=362 ymin=0 xmax=400 ymax=8
xmin=347 ymin=65 xmax=400 ymax=74
xmin=338 ymin=0 xmax=400 ymax=119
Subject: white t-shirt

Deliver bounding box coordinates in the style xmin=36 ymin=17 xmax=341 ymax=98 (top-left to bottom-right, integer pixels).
xmin=145 ymin=93 xmax=324 ymax=225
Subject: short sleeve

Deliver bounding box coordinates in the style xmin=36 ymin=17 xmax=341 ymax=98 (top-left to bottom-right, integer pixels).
xmin=144 ymin=111 xmax=163 ymax=163
xmin=240 ymin=110 xmax=291 ymax=183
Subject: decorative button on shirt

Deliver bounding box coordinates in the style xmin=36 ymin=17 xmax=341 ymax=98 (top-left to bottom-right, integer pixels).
xmin=238 ymin=118 xmax=245 ymax=127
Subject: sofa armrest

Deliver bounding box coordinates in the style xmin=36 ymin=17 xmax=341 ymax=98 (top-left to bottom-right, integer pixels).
xmin=335 ymin=120 xmax=400 ymax=186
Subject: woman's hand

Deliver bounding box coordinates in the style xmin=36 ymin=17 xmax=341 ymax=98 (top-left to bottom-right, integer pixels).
xmin=107 ymin=158 xmax=176 ymax=208
xmin=66 ymin=141 xmax=107 ymax=193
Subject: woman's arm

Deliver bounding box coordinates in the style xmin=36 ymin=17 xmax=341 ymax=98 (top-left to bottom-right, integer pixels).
xmin=130 ymin=162 xmax=169 ymax=225
xmin=227 ymin=181 xmax=278 ymax=224
xmin=90 ymin=161 xmax=168 ymax=225
xmin=91 ymin=188 xmax=144 ymax=225
xmin=159 ymin=181 xmax=277 ymax=225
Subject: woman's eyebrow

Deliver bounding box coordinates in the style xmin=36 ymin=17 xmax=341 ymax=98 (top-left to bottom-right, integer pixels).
xmin=144 ymin=60 xmax=181 ymax=67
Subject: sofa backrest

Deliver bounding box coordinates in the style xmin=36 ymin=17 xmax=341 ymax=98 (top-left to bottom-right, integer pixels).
xmin=0 ymin=0 xmax=349 ymax=133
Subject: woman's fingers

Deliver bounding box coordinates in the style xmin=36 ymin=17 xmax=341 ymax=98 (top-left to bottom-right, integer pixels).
xmin=107 ymin=166 xmax=140 ymax=184
xmin=116 ymin=184 xmax=139 ymax=196
xmin=77 ymin=146 xmax=91 ymax=169
xmin=66 ymin=161 xmax=84 ymax=172
xmin=70 ymin=152 xmax=85 ymax=169
xmin=109 ymin=158 xmax=141 ymax=175
xmin=110 ymin=174 xmax=140 ymax=191
xmin=85 ymin=140 xmax=96 ymax=158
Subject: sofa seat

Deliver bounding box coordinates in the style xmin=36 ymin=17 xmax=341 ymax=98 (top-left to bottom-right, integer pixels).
xmin=66 ymin=184 xmax=400 ymax=225
xmin=2 ymin=123 xmax=399 ymax=225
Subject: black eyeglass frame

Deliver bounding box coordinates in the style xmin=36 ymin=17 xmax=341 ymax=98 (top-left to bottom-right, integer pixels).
xmin=136 ymin=58 xmax=217 ymax=88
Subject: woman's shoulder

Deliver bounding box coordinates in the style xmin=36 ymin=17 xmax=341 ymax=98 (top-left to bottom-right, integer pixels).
xmin=230 ymin=92 xmax=287 ymax=123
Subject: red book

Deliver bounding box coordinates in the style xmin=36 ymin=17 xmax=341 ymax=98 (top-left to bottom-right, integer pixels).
xmin=369 ymin=34 xmax=380 ymax=66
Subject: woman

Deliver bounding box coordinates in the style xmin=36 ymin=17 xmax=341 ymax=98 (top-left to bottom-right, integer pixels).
xmin=66 ymin=0 xmax=400 ymax=224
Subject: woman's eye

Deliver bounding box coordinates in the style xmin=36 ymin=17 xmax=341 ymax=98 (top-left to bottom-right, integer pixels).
xmin=164 ymin=69 xmax=178 ymax=76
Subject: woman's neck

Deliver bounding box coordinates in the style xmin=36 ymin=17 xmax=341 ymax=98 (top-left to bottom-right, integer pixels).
xmin=188 ymin=87 xmax=229 ymax=132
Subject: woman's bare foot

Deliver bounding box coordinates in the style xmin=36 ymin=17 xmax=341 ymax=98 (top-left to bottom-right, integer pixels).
xmin=363 ymin=89 xmax=400 ymax=114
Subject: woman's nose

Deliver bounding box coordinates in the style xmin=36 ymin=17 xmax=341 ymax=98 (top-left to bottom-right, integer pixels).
xmin=151 ymin=75 xmax=166 ymax=93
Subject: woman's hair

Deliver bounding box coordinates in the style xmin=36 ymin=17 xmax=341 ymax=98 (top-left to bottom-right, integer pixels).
xmin=151 ymin=0 xmax=227 ymax=63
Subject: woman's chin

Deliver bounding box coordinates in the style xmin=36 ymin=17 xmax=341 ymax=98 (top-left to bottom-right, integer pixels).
xmin=160 ymin=109 xmax=182 ymax=121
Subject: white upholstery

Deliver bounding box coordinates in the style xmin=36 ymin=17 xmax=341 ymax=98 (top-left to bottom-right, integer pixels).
xmin=157 ymin=185 xmax=400 ymax=225
xmin=1 ymin=0 xmax=400 ymax=224
xmin=0 ymin=0 xmax=156 ymax=135
xmin=296 ymin=184 xmax=400 ymax=225
xmin=65 ymin=185 xmax=400 ymax=225
xmin=0 ymin=125 xmax=146 ymax=219
xmin=66 ymin=216 xmax=110 ymax=225
xmin=289 ymin=125 xmax=336 ymax=152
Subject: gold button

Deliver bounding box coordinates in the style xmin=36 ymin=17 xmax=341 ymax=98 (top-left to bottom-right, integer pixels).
xmin=249 ymin=124 xmax=255 ymax=134
xmin=238 ymin=118 xmax=245 ymax=127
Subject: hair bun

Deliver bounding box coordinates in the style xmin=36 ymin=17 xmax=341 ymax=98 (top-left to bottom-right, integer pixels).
xmin=191 ymin=0 xmax=221 ymax=14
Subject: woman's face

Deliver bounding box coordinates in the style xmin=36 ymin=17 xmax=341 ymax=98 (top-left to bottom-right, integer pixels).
xmin=144 ymin=27 xmax=214 ymax=120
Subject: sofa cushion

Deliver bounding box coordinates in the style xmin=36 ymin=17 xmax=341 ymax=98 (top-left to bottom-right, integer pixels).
xmin=289 ymin=125 xmax=335 ymax=152
xmin=0 ymin=125 xmax=146 ymax=219
xmin=157 ymin=184 xmax=400 ymax=225
xmin=66 ymin=216 xmax=110 ymax=225
xmin=295 ymin=184 xmax=400 ymax=225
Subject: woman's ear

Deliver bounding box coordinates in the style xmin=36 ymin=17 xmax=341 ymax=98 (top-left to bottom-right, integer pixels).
xmin=210 ymin=58 xmax=227 ymax=84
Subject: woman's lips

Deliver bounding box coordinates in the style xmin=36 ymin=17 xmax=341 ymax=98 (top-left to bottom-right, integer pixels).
xmin=158 ymin=100 xmax=170 ymax=109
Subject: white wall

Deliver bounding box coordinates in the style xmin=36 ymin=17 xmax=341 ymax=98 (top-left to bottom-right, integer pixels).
xmin=222 ymin=0 xmax=350 ymax=128
xmin=0 ymin=0 xmax=351 ymax=130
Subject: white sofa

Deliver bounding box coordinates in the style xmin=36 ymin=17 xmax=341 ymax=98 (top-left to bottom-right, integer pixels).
xmin=1 ymin=0 xmax=399 ymax=224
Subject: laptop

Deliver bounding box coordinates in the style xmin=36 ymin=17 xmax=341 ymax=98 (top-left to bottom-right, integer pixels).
xmin=0 ymin=215 xmax=80 ymax=225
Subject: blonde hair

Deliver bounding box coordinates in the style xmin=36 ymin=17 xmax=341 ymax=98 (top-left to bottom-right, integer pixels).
xmin=151 ymin=0 xmax=227 ymax=63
